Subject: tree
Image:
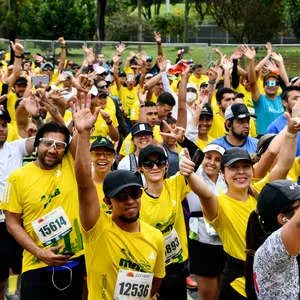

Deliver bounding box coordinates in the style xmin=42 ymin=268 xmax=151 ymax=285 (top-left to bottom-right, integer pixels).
xmin=194 ymin=0 xmax=285 ymax=43
xmin=286 ymin=0 xmax=300 ymax=38
xmin=96 ymin=0 xmax=107 ymax=40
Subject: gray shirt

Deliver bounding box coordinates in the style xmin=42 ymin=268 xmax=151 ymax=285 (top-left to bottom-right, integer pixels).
xmin=253 ymin=228 xmax=299 ymax=300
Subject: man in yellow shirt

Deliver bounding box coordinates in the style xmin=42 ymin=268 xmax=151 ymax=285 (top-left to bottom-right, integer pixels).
xmin=188 ymin=64 xmax=209 ymax=90
xmin=2 ymin=122 xmax=85 ymax=300
xmin=73 ymin=98 xmax=165 ymax=300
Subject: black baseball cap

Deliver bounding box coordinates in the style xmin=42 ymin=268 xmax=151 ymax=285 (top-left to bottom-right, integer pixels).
xmin=131 ymin=122 xmax=153 ymax=137
xmin=225 ymin=103 xmax=256 ymax=120
xmin=257 ymin=180 xmax=300 ymax=222
xmin=90 ymin=136 xmax=115 ymax=152
xmin=256 ymin=134 xmax=276 ymax=157
xmin=222 ymin=147 xmax=253 ymax=167
xmin=0 ymin=108 xmax=11 ymax=122
xmin=103 ymin=170 xmax=142 ymax=198
xmin=200 ymin=104 xmax=213 ymax=117
xmin=138 ymin=144 xmax=167 ymax=167
xmin=15 ymin=76 xmax=28 ymax=86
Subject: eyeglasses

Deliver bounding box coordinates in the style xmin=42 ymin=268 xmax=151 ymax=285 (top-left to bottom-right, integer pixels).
xmin=142 ymin=159 xmax=167 ymax=169
xmin=265 ymin=80 xmax=279 ymax=87
xmin=39 ymin=138 xmax=67 ymax=150
xmin=92 ymin=151 xmax=115 ymax=158
xmin=114 ymin=188 xmax=143 ymax=202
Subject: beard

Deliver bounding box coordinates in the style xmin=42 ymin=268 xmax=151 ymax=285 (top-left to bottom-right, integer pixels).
xmin=37 ymin=151 xmax=63 ymax=169
xmin=231 ymin=126 xmax=249 ymax=141
xmin=119 ymin=211 xmax=140 ymax=224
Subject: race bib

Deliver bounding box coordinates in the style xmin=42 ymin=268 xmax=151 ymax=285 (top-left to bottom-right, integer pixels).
xmin=114 ymin=269 xmax=153 ymax=300
xmin=164 ymin=228 xmax=182 ymax=264
xmin=32 ymin=206 xmax=72 ymax=246
xmin=0 ymin=210 xmax=5 ymax=223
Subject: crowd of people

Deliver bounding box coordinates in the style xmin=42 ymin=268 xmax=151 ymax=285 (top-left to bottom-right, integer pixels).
xmin=0 ymin=33 xmax=300 ymax=300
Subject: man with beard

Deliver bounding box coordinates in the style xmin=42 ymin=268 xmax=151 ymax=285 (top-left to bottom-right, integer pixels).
xmin=73 ymin=96 xmax=165 ymax=300
xmin=2 ymin=122 xmax=86 ymax=300
xmin=211 ymin=103 xmax=258 ymax=154
xmin=0 ymin=108 xmax=34 ymax=300
xmin=266 ymin=86 xmax=300 ymax=156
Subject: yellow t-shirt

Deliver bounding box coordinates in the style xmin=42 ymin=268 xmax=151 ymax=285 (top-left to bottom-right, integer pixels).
xmin=287 ymin=157 xmax=300 ymax=184
xmin=6 ymin=90 xmax=18 ymax=127
xmin=129 ymin=100 xmax=141 ymax=122
xmin=209 ymin=112 xmax=225 ymax=139
xmin=1 ymin=152 xmax=84 ymax=273
xmin=188 ymin=73 xmax=209 ymax=90
xmin=119 ymin=125 xmax=162 ymax=157
xmin=195 ymin=136 xmax=214 ymax=150
xmin=82 ymin=211 xmax=165 ymax=300
xmin=119 ymin=86 xmax=139 ymax=118
xmin=95 ymin=181 xmax=111 ymax=213
xmin=92 ymin=98 xmax=119 ymax=139
xmin=140 ymin=174 xmax=190 ymax=266
xmin=7 ymin=123 xmax=19 ymax=142
xmin=110 ymin=83 xmax=119 ymax=98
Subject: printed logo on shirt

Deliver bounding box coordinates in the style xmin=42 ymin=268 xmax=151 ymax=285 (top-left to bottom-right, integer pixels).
xmin=2 ymin=182 xmax=11 ymax=204
xmin=41 ymin=188 xmax=61 ymax=209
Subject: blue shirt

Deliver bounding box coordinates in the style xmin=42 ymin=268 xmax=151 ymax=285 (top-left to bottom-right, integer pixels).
xmin=211 ymin=136 xmax=258 ymax=154
xmin=254 ymin=94 xmax=284 ymax=135
xmin=266 ymin=114 xmax=300 ymax=156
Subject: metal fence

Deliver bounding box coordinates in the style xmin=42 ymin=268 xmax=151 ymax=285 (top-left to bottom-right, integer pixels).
xmin=0 ymin=38 xmax=299 ymax=75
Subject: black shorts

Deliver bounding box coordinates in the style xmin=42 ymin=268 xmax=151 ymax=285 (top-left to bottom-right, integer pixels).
xmin=189 ymin=239 xmax=227 ymax=277
xmin=0 ymin=223 xmax=23 ymax=282
xmin=20 ymin=255 xmax=86 ymax=300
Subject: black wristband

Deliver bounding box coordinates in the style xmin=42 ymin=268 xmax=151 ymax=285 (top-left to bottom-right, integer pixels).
xmin=15 ymin=55 xmax=23 ymax=59
xmin=106 ymin=120 xmax=113 ymax=126
xmin=61 ymin=46 xmax=66 ymax=49
xmin=208 ymin=80 xmax=216 ymax=84
xmin=157 ymin=42 xmax=162 ymax=45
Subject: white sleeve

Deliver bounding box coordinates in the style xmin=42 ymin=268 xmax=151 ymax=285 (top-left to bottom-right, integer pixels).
xmin=185 ymin=124 xmax=198 ymax=143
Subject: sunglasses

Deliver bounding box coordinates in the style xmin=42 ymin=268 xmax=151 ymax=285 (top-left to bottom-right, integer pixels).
xmin=42 ymin=67 xmax=54 ymax=71
xmin=98 ymin=84 xmax=108 ymax=89
xmin=133 ymin=132 xmax=153 ymax=138
xmin=265 ymin=80 xmax=279 ymax=87
xmin=114 ymin=188 xmax=143 ymax=202
xmin=142 ymin=159 xmax=167 ymax=169
xmin=39 ymin=138 xmax=67 ymax=150
xmin=92 ymin=151 xmax=115 ymax=159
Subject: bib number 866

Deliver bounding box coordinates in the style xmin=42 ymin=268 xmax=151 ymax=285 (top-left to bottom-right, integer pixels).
xmin=119 ymin=282 xmax=150 ymax=297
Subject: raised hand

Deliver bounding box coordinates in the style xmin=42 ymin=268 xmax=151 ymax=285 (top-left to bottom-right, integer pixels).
xmin=10 ymin=40 xmax=24 ymax=56
xmin=266 ymin=42 xmax=273 ymax=56
xmin=156 ymin=56 xmax=167 ymax=72
xmin=138 ymin=86 xmax=148 ymax=105
xmin=231 ymin=46 xmax=243 ymax=60
xmin=241 ymin=44 xmax=256 ymax=60
xmin=179 ymin=148 xmax=195 ymax=177
xmin=115 ymin=43 xmax=126 ymax=54
xmin=221 ymin=56 xmax=233 ymax=71
xmin=160 ymin=121 xmax=186 ymax=143
xmin=154 ymin=32 xmax=162 ymax=43
xmin=271 ymin=52 xmax=284 ymax=64
xmin=57 ymin=37 xmax=66 ymax=47
xmin=99 ymin=109 xmax=111 ymax=123
xmin=71 ymin=93 xmax=100 ymax=134
xmin=22 ymin=96 xmax=40 ymax=116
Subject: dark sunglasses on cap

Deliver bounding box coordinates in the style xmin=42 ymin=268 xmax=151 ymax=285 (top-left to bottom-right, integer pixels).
xmin=114 ymin=188 xmax=143 ymax=202
xmin=142 ymin=159 xmax=167 ymax=169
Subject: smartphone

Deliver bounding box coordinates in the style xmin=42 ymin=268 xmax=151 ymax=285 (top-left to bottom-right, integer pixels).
xmin=62 ymin=251 xmax=75 ymax=256
xmin=192 ymin=149 xmax=204 ymax=171
xmin=31 ymin=75 xmax=50 ymax=88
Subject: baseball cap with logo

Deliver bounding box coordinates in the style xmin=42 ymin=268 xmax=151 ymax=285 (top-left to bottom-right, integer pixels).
xmin=200 ymin=104 xmax=213 ymax=117
xmin=138 ymin=144 xmax=168 ymax=167
xmin=257 ymin=180 xmax=300 ymax=222
xmin=90 ymin=136 xmax=115 ymax=152
xmin=225 ymin=103 xmax=256 ymax=120
xmin=203 ymin=144 xmax=225 ymax=156
xmin=131 ymin=122 xmax=153 ymax=137
xmin=95 ymin=66 xmax=107 ymax=75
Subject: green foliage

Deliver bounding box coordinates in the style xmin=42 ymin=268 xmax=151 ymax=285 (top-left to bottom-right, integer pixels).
xmin=194 ymin=0 xmax=285 ymax=43
xmin=151 ymin=13 xmax=185 ymax=40
xmin=286 ymin=0 xmax=300 ymax=38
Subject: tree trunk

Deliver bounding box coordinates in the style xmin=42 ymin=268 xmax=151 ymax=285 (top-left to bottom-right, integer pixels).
xmin=96 ymin=0 xmax=106 ymax=41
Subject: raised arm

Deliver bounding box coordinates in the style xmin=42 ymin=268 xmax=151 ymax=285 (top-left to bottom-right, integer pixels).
xmin=271 ymin=52 xmax=289 ymax=86
xmin=179 ymin=148 xmax=218 ymax=221
xmin=154 ymin=32 xmax=163 ymax=57
xmin=57 ymin=37 xmax=66 ymax=72
xmin=7 ymin=41 xmax=23 ymax=88
xmin=72 ymin=94 xmax=101 ymax=231
xmin=242 ymin=45 xmax=260 ymax=101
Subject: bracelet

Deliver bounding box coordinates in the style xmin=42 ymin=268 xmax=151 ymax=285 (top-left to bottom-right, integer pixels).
xmin=208 ymin=80 xmax=216 ymax=84
xmin=15 ymin=55 xmax=23 ymax=58
xmin=106 ymin=120 xmax=113 ymax=126
xmin=139 ymin=104 xmax=145 ymax=108
xmin=285 ymin=131 xmax=297 ymax=138
xmin=157 ymin=42 xmax=162 ymax=45
xmin=61 ymin=46 xmax=66 ymax=49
